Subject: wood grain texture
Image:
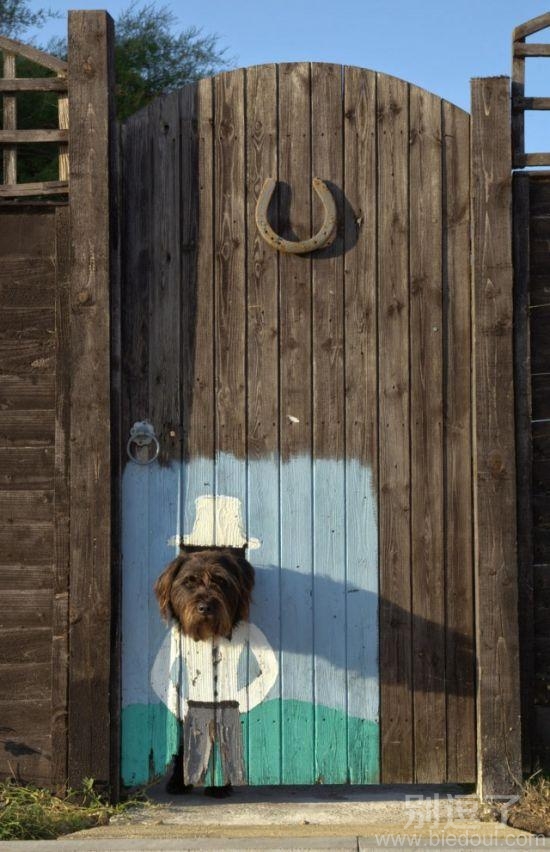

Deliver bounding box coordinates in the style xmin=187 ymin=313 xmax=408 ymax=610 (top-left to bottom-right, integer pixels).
xmin=471 ymin=76 xmax=522 ymax=797
xmin=245 ymin=63 xmax=281 ymax=783
xmin=377 ymin=72 xmax=413 ymax=783
xmin=278 ymin=62 xmax=315 ymax=783
xmin=51 ymin=205 xmax=70 ymax=791
xmin=343 ymin=65 xmax=379 ymax=782
xmin=409 ymin=85 xmax=445 ymax=783
xmin=442 ymin=102 xmax=476 ymax=782
xmin=67 ymin=10 xmax=116 ymax=790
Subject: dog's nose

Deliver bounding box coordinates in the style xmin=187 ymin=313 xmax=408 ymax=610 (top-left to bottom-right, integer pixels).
xmin=197 ymin=602 xmax=210 ymax=614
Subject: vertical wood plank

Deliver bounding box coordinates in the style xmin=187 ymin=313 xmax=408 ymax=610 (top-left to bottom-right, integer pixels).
xmin=377 ymin=72 xmax=413 ymax=783
xmin=119 ymin=106 xmax=153 ymax=787
xmin=343 ymin=66 xmax=379 ymax=783
xmin=51 ymin=206 xmax=70 ymax=793
xmin=471 ymin=75 xmax=522 ymax=797
xmin=442 ymin=102 xmax=476 ymax=782
xmin=245 ymin=63 xmax=281 ymax=784
xmin=3 ymin=51 xmax=17 ymax=185
xmin=214 ymin=68 xmax=246 ymax=783
xmin=409 ymin=86 xmax=446 ymax=782
xmin=278 ymin=62 xmax=314 ymax=784
xmin=513 ymin=172 xmax=534 ymax=773
xmin=67 ymin=10 xmax=116 ymax=789
xmin=58 ymin=77 xmax=69 ymax=182
xmin=146 ymin=90 xmax=182 ymax=773
xmin=310 ymin=62 xmax=346 ymax=782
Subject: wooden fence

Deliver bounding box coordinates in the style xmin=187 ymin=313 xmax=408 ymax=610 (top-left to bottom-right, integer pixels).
xmin=0 ymin=10 xmax=541 ymax=799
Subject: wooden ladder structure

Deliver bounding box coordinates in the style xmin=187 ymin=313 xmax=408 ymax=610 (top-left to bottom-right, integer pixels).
xmin=0 ymin=34 xmax=68 ymax=197
xmin=513 ymin=11 xmax=550 ymax=168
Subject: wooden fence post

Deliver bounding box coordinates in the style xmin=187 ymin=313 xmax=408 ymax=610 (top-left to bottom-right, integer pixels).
xmin=471 ymin=76 xmax=522 ymax=798
xmin=67 ymin=10 xmax=117 ymax=791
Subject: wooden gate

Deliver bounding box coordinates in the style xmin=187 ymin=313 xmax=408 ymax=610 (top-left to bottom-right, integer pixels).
xmin=120 ymin=63 xmax=480 ymax=787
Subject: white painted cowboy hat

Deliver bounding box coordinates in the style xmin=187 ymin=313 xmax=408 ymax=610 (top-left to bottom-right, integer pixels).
xmin=169 ymin=495 xmax=261 ymax=550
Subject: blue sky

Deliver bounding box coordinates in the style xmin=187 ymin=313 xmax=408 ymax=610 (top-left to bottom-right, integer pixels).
xmin=31 ymin=0 xmax=550 ymax=152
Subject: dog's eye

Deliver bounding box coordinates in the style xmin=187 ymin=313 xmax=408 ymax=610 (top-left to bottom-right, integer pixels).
xmin=183 ymin=575 xmax=196 ymax=587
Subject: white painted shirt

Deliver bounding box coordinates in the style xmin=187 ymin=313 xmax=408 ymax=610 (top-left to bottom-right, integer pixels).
xmin=151 ymin=621 xmax=278 ymax=720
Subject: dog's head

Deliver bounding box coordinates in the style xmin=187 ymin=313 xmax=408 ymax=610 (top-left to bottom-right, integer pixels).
xmin=154 ymin=548 xmax=255 ymax=641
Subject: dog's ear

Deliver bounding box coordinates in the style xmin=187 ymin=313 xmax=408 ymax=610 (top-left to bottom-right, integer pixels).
xmin=154 ymin=555 xmax=186 ymax=621
xmin=235 ymin=554 xmax=255 ymax=622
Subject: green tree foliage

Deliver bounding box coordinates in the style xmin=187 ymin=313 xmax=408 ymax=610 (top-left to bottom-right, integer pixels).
xmin=0 ymin=0 xmax=57 ymax=39
xmin=1 ymin=1 xmax=229 ymax=183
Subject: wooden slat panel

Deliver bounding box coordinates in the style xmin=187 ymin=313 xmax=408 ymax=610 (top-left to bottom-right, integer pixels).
xmin=0 ymin=589 xmax=53 ymax=628
xmin=0 ymin=663 xmax=51 ymax=701
xmin=531 ymin=306 xmax=550 ymax=373
xmin=0 ymin=628 xmax=52 ymax=664
xmin=343 ymin=65 xmax=379 ymax=784
xmin=377 ymin=72 xmax=412 ymax=783
xmin=0 ymin=256 xmax=55 ymax=308
xmin=0 ymin=309 xmax=55 ymax=375
xmin=0 ymin=78 xmax=67 ymax=92
xmin=409 ymin=85 xmax=445 ymax=782
xmin=532 ymin=375 xmax=550 ymax=420
xmin=0 ymin=524 xmax=53 ymax=565
xmin=471 ymin=76 xmax=521 ymax=797
xmin=0 ymin=129 xmax=68 ymax=143
xmin=514 ymin=173 xmax=534 ymax=772
xmin=0 ymin=182 xmax=68 ymax=198
xmin=278 ymin=62 xmax=314 ymax=783
xmin=51 ymin=205 xmax=70 ymax=790
xmin=0 ymin=490 xmax=53 ymax=521
xmin=0 ymin=411 xmax=54 ymax=446
xmin=3 ymin=51 xmax=17 ymax=185
xmin=0 ymin=565 xmax=52 ymax=590
xmin=0 ymin=447 xmax=53 ymax=489
xmin=67 ymin=10 xmax=115 ymax=789
xmin=442 ymin=102 xmax=476 ymax=782
xmin=0 ymin=210 xmax=55 ymax=255
xmin=213 ymin=68 xmax=246 ymax=785
xmin=310 ymin=63 xmax=346 ymax=781
xmin=245 ymin=63 xmax=281 ymax=784
xmin=0 ymin=34 xmax=67 ymax=72
xmin=0 ymin=375 xmax=54 ymax=409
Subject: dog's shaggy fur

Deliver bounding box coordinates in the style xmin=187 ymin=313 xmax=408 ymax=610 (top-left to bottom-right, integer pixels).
xmin=154 ymin=547 xmax=255 ymax=640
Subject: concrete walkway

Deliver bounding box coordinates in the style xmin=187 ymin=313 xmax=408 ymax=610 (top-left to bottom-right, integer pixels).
xmin=3 ymin=785 xmax=547 ymax=851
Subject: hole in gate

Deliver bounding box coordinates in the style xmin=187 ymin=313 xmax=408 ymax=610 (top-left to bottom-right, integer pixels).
xmin=180 ymin=544 xmax=246 ymax=558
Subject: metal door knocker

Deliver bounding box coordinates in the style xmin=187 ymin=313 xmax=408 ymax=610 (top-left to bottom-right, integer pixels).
xmin=127 ymin=420 xmax=160 ymax=465
xmin=255 ymin=177 xmax=337 ymax=254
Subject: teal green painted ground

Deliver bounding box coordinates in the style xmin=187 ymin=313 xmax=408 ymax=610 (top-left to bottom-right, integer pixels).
xmin=121 ymin=700 xmax=379 ymax=787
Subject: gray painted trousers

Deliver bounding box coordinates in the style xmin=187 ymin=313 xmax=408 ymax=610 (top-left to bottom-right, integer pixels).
xmin=182 ymin=700 xmax=246 ymax=786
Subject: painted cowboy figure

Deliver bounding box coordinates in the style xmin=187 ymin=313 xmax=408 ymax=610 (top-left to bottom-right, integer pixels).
xmin=151 ymin=496 xmax=279 ymax=786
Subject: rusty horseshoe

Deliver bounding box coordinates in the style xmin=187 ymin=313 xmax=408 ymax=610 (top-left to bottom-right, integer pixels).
xmin=255 ymin=177 xmax=337 ymax=254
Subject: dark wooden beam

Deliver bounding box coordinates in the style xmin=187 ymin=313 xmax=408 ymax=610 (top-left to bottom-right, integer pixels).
xmin=67 ymin=10 xmax=116 ymax=793
xmin=471 ymin=76 xmax=522 ymax=798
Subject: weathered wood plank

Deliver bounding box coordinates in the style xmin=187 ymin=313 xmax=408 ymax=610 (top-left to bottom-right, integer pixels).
xmin=0 ymin=447 xmax=53 ymax=489
xmin=471 ymin=75 xmax=521 ymax=797
xmin=278 ymin=62 xmax=314 ymax=783
xmin=409 ymin=84 xmax=445 ymax=783
xmin=0 ymin=588 xmax=53 ymax=628
xmin=51 ymin=204 xmax=70 ymax=791
xmin=0 ymin=33 xmax=67 ymax=72
xmin=0 ymin=490 xmax=53 ymax=522
xmin=377 ymin=72 xmax=413 ymax=783
xmin=532 ymin=375 xmax=550 ymax=420
xmin=0 ymin=210 xmax=55 ymax=255
xmin=0 ymin=375 xmax=54 ymax=409
xmin=0 ymin=129 xmax=68 ymax=143
xmin=0 ymin=628 xmax=52 ymax=664
xmin=310 ymin=62 xmax=346 ymax=782
xmin=0 ymin=564 xmax=52 ymax=590
xmin=3 ymin=50 xmax=17 ymax=185
xmin=245 ymin=63 xmax=281 ymax=784
xmin=67 ymin=10 xmax=116 ymax=790
xmin=0 ymin=77 xmax=67 ymax=92
xmin=531 ymin=306 xmax=550 ymax=373
xmin=0 ymin=256 xmax=55 ymax=308
xmin=0 ymin=663 xmax=51 ymax=701
xmin=513 ymin=173 xmax=534 ymax=772
xmin=0 ymin=525 xmax=53 ymax=566
xmin=0 ymin=411 xmax=54 ymax=446
xmin=442 ymin=101 xmax=476 ymax=783
xmin=343 ymin=65 xmax=379 ymax=784
xmin=0 ymin=182 xmax=68 ymax=198
xmin=0 ymin=309 xmax=55 ymax=374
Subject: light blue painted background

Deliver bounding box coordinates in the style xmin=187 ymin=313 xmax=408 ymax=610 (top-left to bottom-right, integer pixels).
xmin=121 ymin=453 xmax=379 ymax=786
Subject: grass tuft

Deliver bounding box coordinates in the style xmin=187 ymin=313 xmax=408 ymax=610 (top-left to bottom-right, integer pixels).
xmin=506 ymin=774 xmax=550 ymax=836
xmin=0 ymin=777 xmax=143 ymax=841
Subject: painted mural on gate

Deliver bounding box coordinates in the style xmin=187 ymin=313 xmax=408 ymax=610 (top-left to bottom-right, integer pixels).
xmin=121 ymin=452 xmax=379 ymax=786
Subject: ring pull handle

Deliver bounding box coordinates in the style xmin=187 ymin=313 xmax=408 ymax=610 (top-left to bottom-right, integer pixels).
xmin=255 ymin=177 xmax=337 ymax=254
xmin=127 ymin=420 xmax=160 ymax=465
